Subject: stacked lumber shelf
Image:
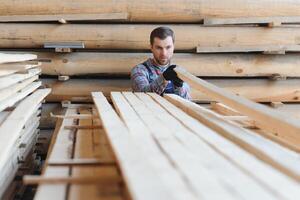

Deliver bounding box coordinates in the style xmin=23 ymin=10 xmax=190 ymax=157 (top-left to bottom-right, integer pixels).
xmin=1 ymin=1 xmax=300 ymax=103
xmin=1 ymin=1 xmax=300 ymax=199
xmin=0 ymin=53 xmax=51 ymax=199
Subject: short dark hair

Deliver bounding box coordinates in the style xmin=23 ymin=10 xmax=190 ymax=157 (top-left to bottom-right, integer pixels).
xmin=150 ymin=27 xmax=175 ymax=45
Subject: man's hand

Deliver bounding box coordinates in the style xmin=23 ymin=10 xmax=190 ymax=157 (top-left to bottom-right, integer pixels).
xmin=163 ymin=65 xmax=183 ymax=87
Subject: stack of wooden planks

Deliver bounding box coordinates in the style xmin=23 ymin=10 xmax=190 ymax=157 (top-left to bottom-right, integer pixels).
xmin=0 ymin=53 xmax=51 ymax=199
xmin=0 ymin=0 xmax=300 ymax=103
xmin=27 ymin=90 xmax=300 ymax=199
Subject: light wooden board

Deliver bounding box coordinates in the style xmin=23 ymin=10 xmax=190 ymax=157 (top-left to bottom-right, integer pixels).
xmin=0 ymin=81 xmax=41 ymax=112
xmin=154 ymin=93 xmax=300 ymax=200
xmin=0 ymin=53 xmax=36 ymax=64
xmin=93 ymin=92 xmax=195 ymax=200
xmin=0 ymin=75 xmax=39 ymax=101
xmin=175 ymin=67 xmax=300 ymax=145
xmin=1 ymin=1 xmax=300 ymax=22
xmin=111 ymin=92 xmax=197 ymax=200
xmin=0 ymin=67 xmax=41 ymax=90
xmin=34 ymin=108 xmax=76 ymax=200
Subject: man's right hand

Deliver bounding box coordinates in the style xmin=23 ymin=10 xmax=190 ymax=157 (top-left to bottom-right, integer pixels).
xmin=163 ymin=65 xmax=183 ymax=87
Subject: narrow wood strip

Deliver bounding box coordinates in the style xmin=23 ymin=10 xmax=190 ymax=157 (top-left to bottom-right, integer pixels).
xmin=24 ymin=175 xmax=121 ymax=185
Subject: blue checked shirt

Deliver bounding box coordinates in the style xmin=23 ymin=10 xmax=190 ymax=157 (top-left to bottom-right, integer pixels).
xmin=131 ymin=58 xmax=191 ymax=100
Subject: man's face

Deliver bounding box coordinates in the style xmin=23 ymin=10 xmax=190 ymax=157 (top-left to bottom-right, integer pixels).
xmin=150 ymin=36 xmax=174 ymax=65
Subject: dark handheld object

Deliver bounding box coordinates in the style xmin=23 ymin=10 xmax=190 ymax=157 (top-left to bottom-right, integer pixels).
xmin=163 ymin=65 xmax=183 ymax=87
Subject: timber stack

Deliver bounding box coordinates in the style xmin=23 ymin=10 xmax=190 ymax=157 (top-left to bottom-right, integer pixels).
xmin=0 ymin=0 xmax=300 ymax=199
xmin=0 ymin=53 xmax=50 ymax=199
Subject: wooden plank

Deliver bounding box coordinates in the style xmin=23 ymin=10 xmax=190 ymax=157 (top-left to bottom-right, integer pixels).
xmin=2 ymin=24 xmax=300 ymax=50
xmin=2 ymin=1 xmax=300 ymax=22
xmin=164 ymin=94 xmax=300 ymax=181
xmin=92 ymin=92 xmax=194 ymax=200
xmin=196 ymin=45 xmax=300 ymax=54
xmin=0 ymin=75 xmax=39 ymax=101
xmin=34 ymin=108 xmax=76 ymax=200
xmin=0 ymin=67 xmax=41 ymax=90
xmin=69 ymin=108 xmax=122 ymax=200
xmin=0 ymin=62 xmax=40 ymax=77
xmin=0 ymin=89 xmax=50 ymax=197
xmin=0 ymin=13 xmax=128 ymax=22
xmin=43 ymin=78 xmax=300 ymax=103
xmin=0 ymin=81 xmax=41 ymax=112
xmin=150 ymin=93 xmax=300 ymax=200
xmin=135 ymin=92 xmax=284 ymax=199
xmin=175 ymin=67 xmax=300 ymax=144
xmin=111 ymin=92 xmax=197 ymax=200
xmin=24 ymin=175 xmax=121 ymax=185
xmin=204 ymin=16 xmax=300 ymax=26
xmin=123 ymin=92 xmax=244 ymax=199
xmin=0 ymin=53 xmax=36 ymax=64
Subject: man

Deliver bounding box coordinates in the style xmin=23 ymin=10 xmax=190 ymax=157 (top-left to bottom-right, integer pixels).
xmin=131 ymin=26 xmax=191 ymax=100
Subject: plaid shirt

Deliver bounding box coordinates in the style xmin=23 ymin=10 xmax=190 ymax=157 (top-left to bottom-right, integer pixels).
xmin=131 ymin=58 xmax=191 ymax=100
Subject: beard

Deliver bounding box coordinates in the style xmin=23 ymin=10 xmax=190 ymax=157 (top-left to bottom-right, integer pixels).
xmin=153 ymin=56 xmax=170 ymax=66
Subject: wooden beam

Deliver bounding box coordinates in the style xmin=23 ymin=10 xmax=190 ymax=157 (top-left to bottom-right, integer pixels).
xmin=175 ymin=67 xmax=300 ymax=145
xmin=0 ymin=13 xmax=128 ymax=22
xmin=48 ymin=158 xmax=114 ymax=166
xmin=1 ymin=24 xmax=300 ymax=50
xmin=43 ymin=78 xmax=300 ymax=103
xmin=24 ymin=175 xmax=121 ymax=185
xmin=1 ymin=0 xmax=300 ymax=22
xmin=15 ymin=51 xmax=300 ymax=77
xmin=204 ymin=16 xmax=300 ymax=26
xmin=196 ymin=45 xmax=300 ymax=54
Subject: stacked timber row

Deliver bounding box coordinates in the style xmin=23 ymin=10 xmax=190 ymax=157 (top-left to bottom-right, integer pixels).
xmin=1 ymin=0 xmax=300 ymax=102
xmin=0 ymin=53 xmax=51 ymax=199
xmin=25 ymin=90 xmax=300 ymax=200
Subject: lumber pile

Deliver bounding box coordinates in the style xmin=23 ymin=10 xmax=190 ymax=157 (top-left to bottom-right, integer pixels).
xmin=0 ymin=53 xmax=51 ymax=199
xmin=0 ymin=1 xmax=300 ymax=103
xmin=28 ymin=89 xmax=300 ymax=199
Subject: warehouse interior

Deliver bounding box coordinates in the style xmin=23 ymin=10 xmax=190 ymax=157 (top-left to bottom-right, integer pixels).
xmin=1 ymin=1 xmax=300 ymax=199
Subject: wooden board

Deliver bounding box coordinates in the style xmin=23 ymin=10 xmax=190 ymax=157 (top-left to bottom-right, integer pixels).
xmin=0 ymin=67 xmax=41 ymax=90
xmin=93 ymin=92 xmax=196 ymax=200
xmin=175 ymin=67 xmax=300 ymax=146
xmin=0 ymin=81 xmax=41 ymax=112
xmin=0 ymin=13 xmax=128 ymax=22
xmin=0 ymin=53 xmax=36 ymax=64
xmin=1 ymin=24 xmax=300 ymax=50
xmin=1 ymin=0 xmax=300 ymax=22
